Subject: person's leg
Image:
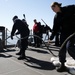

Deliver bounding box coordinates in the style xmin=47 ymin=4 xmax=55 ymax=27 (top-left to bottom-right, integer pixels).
xmin=16 ymin=40 xmax=21 ymax=55
xmin=68 ymin=36 xmax=75 ymax=59
xmin=57 ymin=44 xmax=67 ymax=72
xmin=37 ymin=32 xmax=40 ymax=47
xmin=57 ymin=33 xmax=68 ymax=72
xmin=33 ymin=32 xmax=37 ymax=47
xmin=39 ymin=33 xmax=42 ymax=45
xmin=57 ymin=35 xmax=75 ymax=72
xmin=55 ymin=33 xmax=60 ymax=46
xmin=18 ymin=39 xmax=28 ymax=60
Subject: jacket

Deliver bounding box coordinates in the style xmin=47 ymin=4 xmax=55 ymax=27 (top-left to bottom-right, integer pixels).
xmin=11 ymin=19 xmax=29 ymax=38
xmin=50 ymin=5 xmax=75 ymax=40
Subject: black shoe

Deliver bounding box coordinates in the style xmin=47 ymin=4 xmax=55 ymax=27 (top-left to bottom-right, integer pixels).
xmin=18 ymin=56 xmax=26 ymax=60
xmin=37 ymin=44 xmax=40 ymax=47
xmin=16 ymin=52 xmax=21 ymax=55
xmin=57 ymin=65 xmax=67 ymax=72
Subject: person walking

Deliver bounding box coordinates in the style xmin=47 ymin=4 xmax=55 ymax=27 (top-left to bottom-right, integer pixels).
xmin=11 ymin=15 xmax=29 ymax=60
xmin=50 ymin=2 xmax=75 ymax=72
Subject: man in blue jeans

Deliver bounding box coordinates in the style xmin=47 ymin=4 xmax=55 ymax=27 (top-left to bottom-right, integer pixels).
xmin=50 ymin=2 xmax=75 ymax=72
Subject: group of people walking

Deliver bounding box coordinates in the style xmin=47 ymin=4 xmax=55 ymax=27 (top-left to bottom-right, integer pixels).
xmin=10 ymin=2 xmax=75 ymax=73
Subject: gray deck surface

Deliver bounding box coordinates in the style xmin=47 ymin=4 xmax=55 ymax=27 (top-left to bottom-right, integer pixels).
xmin=0 ymin=46 xmax=74 ymax=75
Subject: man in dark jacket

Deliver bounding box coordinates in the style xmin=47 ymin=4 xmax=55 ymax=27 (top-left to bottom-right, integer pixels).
xmin=50 ymin=2 xmax=75 ymax=72
xmin=11 ymin=16 xmax=29 ymax=60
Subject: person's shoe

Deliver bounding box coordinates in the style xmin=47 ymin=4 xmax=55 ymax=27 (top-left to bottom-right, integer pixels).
xmin=35 ymin=45 xmax=38 ymax=48
xmin=37 ymin=44 xmax=40 ymax=47
xmin=16 ymin=52 xmax=21 ymax=55
xmin=18 ymin=56 xmax=26 ymax=60
xmin=56 ymin=65 xmax=67 ymax=72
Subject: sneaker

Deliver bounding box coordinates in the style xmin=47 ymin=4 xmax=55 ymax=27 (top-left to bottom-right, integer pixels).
xmin=56 ymin=65 xmax=67 ymax=72
xmin=16 ymin=52 xmax=21 ymax=55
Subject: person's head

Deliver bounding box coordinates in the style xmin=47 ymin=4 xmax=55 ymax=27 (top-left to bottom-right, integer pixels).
xmin=22 ymin=19 xmax=26 ymax=22
xmin=38 ymin=22 xmax=41 ymax=25
xmin=12 ymin=15 xmax=18 ymax=22
xmin=33 ymin=19 xmax=37 ymax=24
xmin=51 ymin=2 xmax=62 ymax=13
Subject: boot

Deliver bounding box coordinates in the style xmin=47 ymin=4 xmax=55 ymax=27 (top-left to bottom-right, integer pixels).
xmin=18 ymin=55 xmax=26 ymax=60
xmin=18 ymin=50 xmax=26 ymax=60
xmin=57 ymin=63 xmax=67 ymax=72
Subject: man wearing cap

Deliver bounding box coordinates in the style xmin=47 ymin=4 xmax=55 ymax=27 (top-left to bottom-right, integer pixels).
xmin=50 ymin=2 xmax=75 ymax=72
xmin=11 ymin=15 xmax=29 ymax=60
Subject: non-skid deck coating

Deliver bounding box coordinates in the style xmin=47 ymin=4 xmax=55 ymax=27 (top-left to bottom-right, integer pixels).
xmin=0 ymin=46 xmax=73 ymax=75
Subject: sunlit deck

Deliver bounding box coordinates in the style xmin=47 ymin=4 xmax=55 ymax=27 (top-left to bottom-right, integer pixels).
xmin=0 ymin=26 xmax=75 ymax=75
xmin=0 ymin=45 xmax=73 ymax=75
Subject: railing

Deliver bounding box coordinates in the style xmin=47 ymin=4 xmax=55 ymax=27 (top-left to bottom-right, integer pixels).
xmin=5 ymin=28 xmax=20 ymax=47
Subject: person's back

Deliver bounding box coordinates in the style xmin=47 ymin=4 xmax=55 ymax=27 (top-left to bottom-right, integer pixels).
xmin=33 ymin=24 xmax=39 ymax=33
xmin=60 ymin=5 xmax=75 ymax=35
xmin=11 ymin=15 xmax=29 ymax=60
xmin=11 ymin=19 xmax=29 ymax=37
xmin=50 ymin=3 xmax=75 ymax=43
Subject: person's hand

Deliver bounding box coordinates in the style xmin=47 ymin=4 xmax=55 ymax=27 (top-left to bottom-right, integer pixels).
xmin=15 ymin=31 xmax=20 ymax=35
xmin=50 ymin=34 xmax=54 ymax=40
xmin=11 ymin=36 xmax=13 ymax=40
xmin=48 ymin=39 xmax=52 ymax=45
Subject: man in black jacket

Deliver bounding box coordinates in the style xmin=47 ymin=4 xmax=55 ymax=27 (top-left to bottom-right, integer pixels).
xmin=50 ymin=2 xmax=75 ymax=72
xmin=11 ymin=16 xmax=29 ymax=60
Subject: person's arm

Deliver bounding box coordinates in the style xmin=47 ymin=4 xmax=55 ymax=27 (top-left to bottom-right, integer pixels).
xmin=11 ymin=22 xmax=17 ymax=39
xmin=50 ymin=14 xmax=60 ymax=40
xmin=50 ymin=16 xmax=57 ymax=40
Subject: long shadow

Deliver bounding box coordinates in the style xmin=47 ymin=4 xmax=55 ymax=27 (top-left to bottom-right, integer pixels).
xmin=0 ymin=53 xmax=12 ymax=58
xmin=0 ymin=49 xmax=16 ymax=53
xmin=24 ymin=56 xmax=55 ymax=70
xmin=28 ymin=48 xmax=49 ymax=54
xmin=0 ymin=49 xmax=16 ymax=58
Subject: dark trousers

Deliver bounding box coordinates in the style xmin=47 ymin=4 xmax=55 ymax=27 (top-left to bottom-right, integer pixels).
xmin=59 ymin=33 xmax=75 ymax=64
xmin=20 ymin=38 xmax=28 ymax=56
xmin=33 ymin=32 xmax=41 ymax=47
xmin=55 ymin=32 xmax=60 ymax=46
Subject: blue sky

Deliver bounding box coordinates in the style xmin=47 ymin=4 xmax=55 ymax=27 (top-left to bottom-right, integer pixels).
xmin=0 ymin=0 xmax=75 ymax=31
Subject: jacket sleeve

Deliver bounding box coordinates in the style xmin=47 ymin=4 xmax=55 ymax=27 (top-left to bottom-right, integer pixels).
xmin=11 ymin=22 xmax=17 ymax=36
xmin=50 ymin=15 xmax=60 ymax=40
